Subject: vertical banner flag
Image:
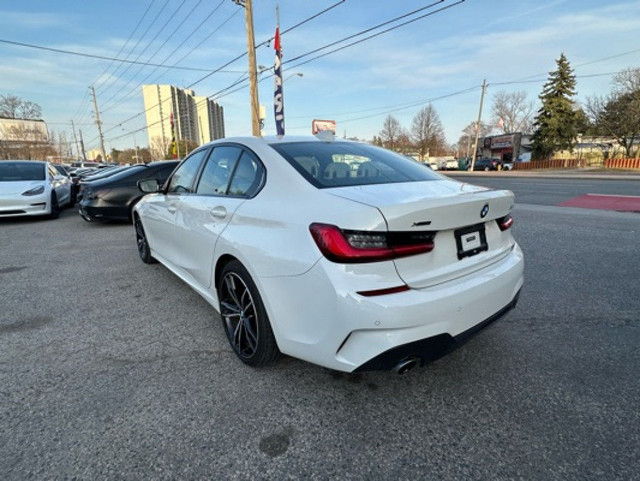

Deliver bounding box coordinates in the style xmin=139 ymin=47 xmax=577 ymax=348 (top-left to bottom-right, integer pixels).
xmin=273 ymin=26 xmax=285 ymax=136
xmin=170 ymin=112 xmax=177 ymax=159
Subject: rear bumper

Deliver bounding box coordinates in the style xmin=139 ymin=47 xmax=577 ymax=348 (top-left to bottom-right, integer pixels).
xmin=258 ymin=243 xmax=524 ymax=372
xmin=354 ymin=289 xmax=520 ymax=372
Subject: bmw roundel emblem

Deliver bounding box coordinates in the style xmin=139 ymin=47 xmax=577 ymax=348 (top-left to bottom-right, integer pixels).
xmin=480 ymin=204 xmax=489 ymax=218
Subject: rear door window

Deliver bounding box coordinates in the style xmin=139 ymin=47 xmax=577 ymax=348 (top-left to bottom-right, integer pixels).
xmin=195 ymin=146 xmax=243 ymax=196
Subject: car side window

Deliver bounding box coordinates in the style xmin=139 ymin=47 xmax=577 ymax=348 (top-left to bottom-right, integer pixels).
xmin=48 ymin=165 xmax=58 ymax=179
xmin=196 ymin=146 xmax=242 ymax=196
xmin=167 ymin=149 xmax=209 ymax=194
xmin=153 ymin=165 xmax=177 ymax=182
xmin=227 ymin=152 xmax=264 ymax=197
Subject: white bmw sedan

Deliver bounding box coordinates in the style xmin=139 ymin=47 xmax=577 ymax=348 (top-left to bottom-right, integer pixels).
xmin=133 ymin=136 xmax=524 ymax=373
xmin=0 ymin=161 xmax=72 ymax=219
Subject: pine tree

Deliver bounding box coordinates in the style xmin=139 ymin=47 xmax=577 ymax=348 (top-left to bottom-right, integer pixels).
xmin=531 ymin=53 xmax=578 ymax=160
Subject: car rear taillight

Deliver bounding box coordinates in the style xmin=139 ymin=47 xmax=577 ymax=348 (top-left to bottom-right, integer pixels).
xmin=309 ymin=223 xmax=434 ymax=263
xmin=497 ymin=215 xmax=514 ymax=231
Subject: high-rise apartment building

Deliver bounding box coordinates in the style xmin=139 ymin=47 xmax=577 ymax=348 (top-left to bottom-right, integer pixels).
xmin=142 ymin=85 xmax=225 ymax=158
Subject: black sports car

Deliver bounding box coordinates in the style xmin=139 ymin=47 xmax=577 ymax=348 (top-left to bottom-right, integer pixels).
xmin=79 ymin=161 xmax=178 ymax=222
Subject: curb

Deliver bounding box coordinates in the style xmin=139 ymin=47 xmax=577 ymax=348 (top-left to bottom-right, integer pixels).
xmin=443 ymin=170 xmax=640 ymax=181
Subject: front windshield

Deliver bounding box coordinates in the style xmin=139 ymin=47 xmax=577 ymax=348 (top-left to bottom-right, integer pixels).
xmin=269 ymin=141 xmax=440 ymax=188
xmin=0 ymin=162 xmax=46 ymax=181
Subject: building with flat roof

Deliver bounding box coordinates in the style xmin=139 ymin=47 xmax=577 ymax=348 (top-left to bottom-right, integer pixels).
xmin=142 ymin=85 xmax=225 ymax=158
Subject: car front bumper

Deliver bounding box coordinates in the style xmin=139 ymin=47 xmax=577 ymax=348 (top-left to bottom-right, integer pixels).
xmin=257 ymin=243 xmax=524 ymax=372
xmin=0 ymin=193 xmax=50 ymax=217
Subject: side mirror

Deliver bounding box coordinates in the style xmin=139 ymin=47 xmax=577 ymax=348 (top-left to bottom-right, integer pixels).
xmin=137 ymin=178 xmax=160 ymax=193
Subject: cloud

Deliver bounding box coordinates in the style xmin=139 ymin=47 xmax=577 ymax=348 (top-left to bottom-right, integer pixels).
xmin=0 ymin=11 xmax=69 ymax=29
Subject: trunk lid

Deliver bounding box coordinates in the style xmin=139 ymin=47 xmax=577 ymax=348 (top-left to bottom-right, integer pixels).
xmin=327 ymin=180 xmax=516 ymax=288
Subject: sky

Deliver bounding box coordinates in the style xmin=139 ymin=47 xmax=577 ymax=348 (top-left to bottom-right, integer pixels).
xmin=1 ymin=0 xmax=639 ymax=154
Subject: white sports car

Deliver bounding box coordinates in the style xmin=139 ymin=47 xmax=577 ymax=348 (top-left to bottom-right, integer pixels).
xmin=0 ymin=160 xmax=72 ymax=218
xmin=133 ymin=136 xmax=524 ymax=373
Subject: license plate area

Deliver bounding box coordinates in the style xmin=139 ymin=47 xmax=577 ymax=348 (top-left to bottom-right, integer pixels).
xmin=455 ymin=223 xmax=488 ymax=260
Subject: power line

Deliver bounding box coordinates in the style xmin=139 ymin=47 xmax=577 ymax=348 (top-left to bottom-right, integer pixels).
xmin=207 ymin=2 xmax=466 ymax=103
xmin=101 ymin=0 xmax=230 ymax=114
xmin=207 ymin=0 xmax=465 ymax=103
xmin=95 ymin=0 xmax=173 ymax=97
xmin=286 ymin=0 xmax=465 ymax=70
xmin=285 ymin=0 xmax=446 ymax=65
xmin=97 ymin=0 xmax=191 ymax=102
xmin=99 ymin=1 xmax=347 ymax=139
xmin=100 ymin=0 xmax=205 ymax=110
xmin=102 ymin=2 xmax=464 ymax=142
xmin=0 ymin=36 xmax=221 ymax=73
xmin=491 ymin=47 xmax=640 ymax=86
xmin=93 ymin=0 xmax=156 ymax=91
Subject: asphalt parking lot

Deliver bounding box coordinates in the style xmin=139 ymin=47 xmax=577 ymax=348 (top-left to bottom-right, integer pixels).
xmin=1 ymin=203 xmax=638 ymax=480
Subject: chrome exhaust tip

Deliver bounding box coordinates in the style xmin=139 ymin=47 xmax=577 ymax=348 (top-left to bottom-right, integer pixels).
xmin=393 ymin=357 xmax=421 ymax=375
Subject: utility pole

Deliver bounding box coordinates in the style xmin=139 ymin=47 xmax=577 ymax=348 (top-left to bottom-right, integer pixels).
xmin=470 ymin=79 xmax=487 ymax=172
xmin=235 ymin=0 xmax=260 ymax=136
xmin=78 ymin=129 xmax=88 ymax=162
xmin=70 ymin=120 xmax=80 ymax=160
xmin=90 ymin=86 xmax=107 ymax=162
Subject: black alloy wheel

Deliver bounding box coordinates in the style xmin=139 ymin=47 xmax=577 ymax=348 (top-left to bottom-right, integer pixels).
xmin=48 ymin=192 xmax=60 ymax=219
xmin=135 ymin=217 xmax=156 ymax=264
xmin=218 ymin=261 xmax=278 ymax=366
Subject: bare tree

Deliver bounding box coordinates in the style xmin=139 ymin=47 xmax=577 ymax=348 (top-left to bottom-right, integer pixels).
xmin=458 ymin=121 xmax=493 ymax=158
xmin=0 ymin=95 xmax=23 ymax=118
xmin=585 ymin=67 xmax=640 ymax=157
xmin=411 ymin=104 xmax=446 ymax=160
xmin=150 ymin=136 xmax=167 ymax=160
xmin=18 ymin=100 xmax=42 ymax=120
xmin=612 ymin=67 xmax=640 ymax=94
xmin=491 ymin=90 xmax=535 ymax=134
xmin=378 ymin=115 xmax=404 ymax=151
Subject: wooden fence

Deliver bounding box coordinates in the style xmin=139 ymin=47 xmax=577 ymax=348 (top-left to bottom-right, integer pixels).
xmin=604 ymin=158 xmax=640 ymax=169
xmin=513 ymin=158 xmax=640 ymax=170
xmin=512 ymin=159 xmax=586 ymax=170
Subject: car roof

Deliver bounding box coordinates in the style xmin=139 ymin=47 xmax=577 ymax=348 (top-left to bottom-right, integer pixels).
xmin=202 ymin=135 xmax=347 ymax=150
xmin=147 ymin=160 xmax=179 ymax=167
xmin=2 ymin=160 xmax=47 ymax=165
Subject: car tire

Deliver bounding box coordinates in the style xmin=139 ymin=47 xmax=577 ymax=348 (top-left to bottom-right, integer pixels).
xmin=48 ymin=192 xmax=60 ymax=219
xmin=134 ymin=217 xmax=157 ymax=264
xmin=218 ymin=260 xmax=279 ymax=367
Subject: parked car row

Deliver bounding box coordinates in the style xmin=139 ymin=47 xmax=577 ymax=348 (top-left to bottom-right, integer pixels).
xmin=0 ymin=160 xmax=178 ymax=222
xmin=427 ymin=158 xmax=513 ymax=172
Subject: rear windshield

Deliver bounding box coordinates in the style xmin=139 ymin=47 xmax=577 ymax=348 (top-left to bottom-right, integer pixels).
xmin=269 ymin=141 xmax=440 ymax=188
xmin=0 ymin=162 xmax=46 ymax=181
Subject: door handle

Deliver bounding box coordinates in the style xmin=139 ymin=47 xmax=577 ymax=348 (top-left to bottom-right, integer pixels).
xmin=168 ymin=204 xmax=178 ymax=214
xmin=210 ymin=206 xmax=227 ymax=220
